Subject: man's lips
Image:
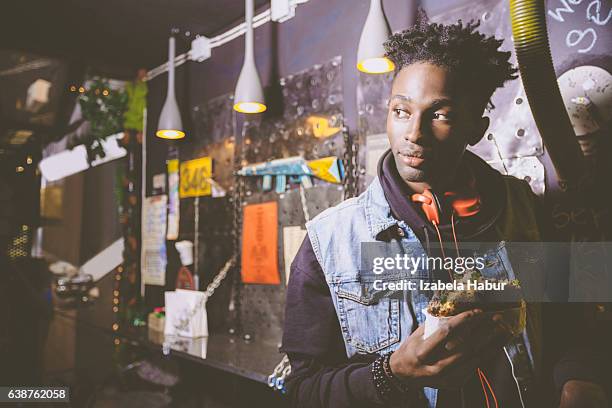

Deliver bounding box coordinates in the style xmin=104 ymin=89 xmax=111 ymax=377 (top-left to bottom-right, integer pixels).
xmin=398 ymin=151 xmax=428 ymax=167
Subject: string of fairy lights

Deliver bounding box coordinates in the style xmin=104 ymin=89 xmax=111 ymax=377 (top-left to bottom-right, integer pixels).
xmin=113 ymin=264 xmax=122 ymax=343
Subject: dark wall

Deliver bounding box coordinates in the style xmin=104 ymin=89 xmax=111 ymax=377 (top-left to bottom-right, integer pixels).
xmin=145 ymin=0 xmax=417 ymax=194
xmin=143 ymin=0 xmax=612 ymax=294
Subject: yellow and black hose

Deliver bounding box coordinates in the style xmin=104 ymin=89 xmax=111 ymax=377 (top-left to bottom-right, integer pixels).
xmin=509 ymin=0 xmax=585 ymax=189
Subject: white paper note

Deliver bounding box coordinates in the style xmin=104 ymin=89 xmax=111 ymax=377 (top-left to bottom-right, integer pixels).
xmin=166 ymin=160 xmax=180 ymax=240
xmin=142 ymin=195 xmax=168 ymax=286
xmin=283 ymin=226 xmax=307 ymax=284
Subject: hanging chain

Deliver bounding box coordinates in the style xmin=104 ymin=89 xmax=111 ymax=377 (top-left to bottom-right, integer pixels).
xmin=172 ymin=256 xmax=236 ymax=333
xmin=342 ymin=126 xmax=359 ymax=200
xmin=342 ymin=126 xmax=351 ymax=200
xmin=267 ymin=354 xmax=291 ymax=393
xmin=351 ymin=133 xmax=360 ymax=198
xmin=203 ymin=255 xmax=236 ymax=299
xmin=231 ymin=174 xmax=244 ymax=334
xmin=229 ymin=117 xmax=247 ymax=334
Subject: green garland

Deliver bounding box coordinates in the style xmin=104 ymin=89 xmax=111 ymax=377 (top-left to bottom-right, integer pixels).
xmin=78 ymin=78 xmax=128 ymax=163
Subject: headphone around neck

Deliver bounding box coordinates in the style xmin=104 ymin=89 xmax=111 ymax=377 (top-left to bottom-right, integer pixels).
xmin=410 ymin=170 xmax=481 ymax=225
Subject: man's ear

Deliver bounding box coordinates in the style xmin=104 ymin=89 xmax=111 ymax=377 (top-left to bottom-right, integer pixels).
xmin=468 ymin=116 xmax=489 ymax=146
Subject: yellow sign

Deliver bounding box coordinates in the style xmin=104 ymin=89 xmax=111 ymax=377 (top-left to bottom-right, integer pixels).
xmin=307 ymin=115 xmax=341 ymax=139
xmin=179 ymin=157 xmax=212 ymax=198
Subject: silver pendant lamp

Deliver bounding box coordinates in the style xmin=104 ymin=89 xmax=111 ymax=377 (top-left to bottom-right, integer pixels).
xmin=233 ymin=0 xmax=267 ymax=113
xmin=357 ymin=0 xmax=395 ymax=74
xmin=157 ymin=31 xmax=185 ymax=139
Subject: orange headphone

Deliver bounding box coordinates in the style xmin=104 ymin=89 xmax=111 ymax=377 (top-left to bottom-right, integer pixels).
xmin=410 ymin=170 xmax=481 ymax=225
xmin=411 ymin=189 xmax=481 ymax=225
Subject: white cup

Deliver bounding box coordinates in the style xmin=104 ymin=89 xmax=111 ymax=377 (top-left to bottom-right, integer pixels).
xmin=175 ymin=241 xmax=194 ymax=266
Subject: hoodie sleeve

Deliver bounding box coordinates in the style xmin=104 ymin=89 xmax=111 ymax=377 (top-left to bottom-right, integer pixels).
xmin=280 ymin=236 xmax=415 ymax=407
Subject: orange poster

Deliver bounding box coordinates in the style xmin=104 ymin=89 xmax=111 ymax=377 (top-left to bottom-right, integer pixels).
xmin=241 ymin=201 xmax=280 ymax=284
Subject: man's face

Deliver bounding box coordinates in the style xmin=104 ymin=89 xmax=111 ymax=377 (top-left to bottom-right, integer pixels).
xmin=386 ymin=62 xmax=486 ymax=191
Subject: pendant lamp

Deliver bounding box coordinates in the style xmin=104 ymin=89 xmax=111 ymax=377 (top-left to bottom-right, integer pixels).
xmin=233 ymin=0 xmax=267 ymax=113
xmin=157 ymin=33 xmax=185 ymax=139
xmin=357 ymin=0 xmax=395 ymax=74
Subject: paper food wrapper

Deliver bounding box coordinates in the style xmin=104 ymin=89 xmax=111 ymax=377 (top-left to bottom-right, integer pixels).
xmin=422 ymin=301 xmax=527 ymax=339
xmin=423 ymin=309 xmax=452 ymax=339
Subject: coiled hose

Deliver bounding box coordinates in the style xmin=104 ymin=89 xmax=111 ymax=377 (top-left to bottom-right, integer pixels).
xmin=509 ymin=0 xmax=585 ymax=189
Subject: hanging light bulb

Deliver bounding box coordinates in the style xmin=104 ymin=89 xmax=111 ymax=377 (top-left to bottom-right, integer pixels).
xmin=357 ymin=0 xmax=394 ymax=74
xmin=157 ymin=32 xmax=185 ymax=139
xmin=233 ymin=0 xmax=267 ymax=113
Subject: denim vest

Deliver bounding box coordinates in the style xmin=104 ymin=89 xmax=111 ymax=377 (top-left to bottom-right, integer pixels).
xmin=306 ymin=177 xmax=540 ymax=408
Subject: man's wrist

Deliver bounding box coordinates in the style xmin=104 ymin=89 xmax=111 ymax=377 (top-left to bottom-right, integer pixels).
xmin=384 ymin=353 xmax=414 ymax=393
xmin=389 ymin=350 xmax=404 ymax=378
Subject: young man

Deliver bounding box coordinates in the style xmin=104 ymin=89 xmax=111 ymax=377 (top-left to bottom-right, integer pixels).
xmin=281 ymin=22 xmax=607 ymax=407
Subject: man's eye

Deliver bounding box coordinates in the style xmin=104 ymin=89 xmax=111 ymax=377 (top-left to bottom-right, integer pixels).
xmin=393 ymin=109 xmax=410 ymax=119
xmin=433 ymin=112 xmax=450 ymax=121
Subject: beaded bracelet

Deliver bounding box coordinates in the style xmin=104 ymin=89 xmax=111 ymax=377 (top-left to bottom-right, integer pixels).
xmin=372 ymin=354 xmax=397 ymax=401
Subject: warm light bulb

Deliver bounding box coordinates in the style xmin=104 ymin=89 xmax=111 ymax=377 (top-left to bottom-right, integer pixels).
xmin=357 ymin=57 xmax=395 ymax=74
xmin=156 ymin=129 xmax=186 ymax=139
xmin=233 ymin=102 xmax=267 ymax=114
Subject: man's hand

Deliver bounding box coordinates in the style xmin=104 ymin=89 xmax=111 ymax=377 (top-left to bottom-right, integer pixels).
xmin=559 ymin=380 xmax=608 ymax=408
xmin=389 ymin=309 xmax=510 ymax=390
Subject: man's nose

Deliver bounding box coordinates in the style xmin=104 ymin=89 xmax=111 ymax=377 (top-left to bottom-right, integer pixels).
xmin=405 ymin=113 xmax=424 ymax=144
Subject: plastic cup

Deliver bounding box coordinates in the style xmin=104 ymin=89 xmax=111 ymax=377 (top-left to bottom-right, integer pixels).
xmin=175 ymin=240 xmax=194 ymax=266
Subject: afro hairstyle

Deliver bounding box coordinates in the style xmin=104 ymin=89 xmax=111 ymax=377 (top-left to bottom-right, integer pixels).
xmin=384 ymin=20 xmax=518 ymax=111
